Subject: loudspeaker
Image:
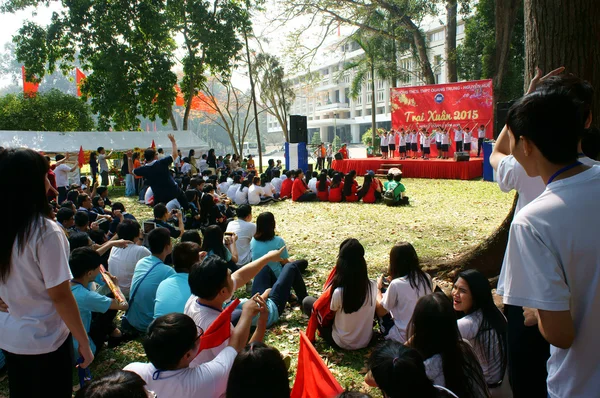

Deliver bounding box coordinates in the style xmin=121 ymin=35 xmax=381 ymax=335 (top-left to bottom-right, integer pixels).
xmin=334 ymin=153 xmax=343 ymax=160
xmin=289 ymin=115 xmax=308 ymax=143
xmin=495 ymin=101 xmax=515 ymax=139
xmin=454 ymin=151 xmax=470 ymax=162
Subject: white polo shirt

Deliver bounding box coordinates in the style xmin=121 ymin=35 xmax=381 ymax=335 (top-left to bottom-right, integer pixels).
xmin=54 ymin=164 xmax=72 ymax=188
xmin=380 ymin=135 xmax=388 ymax=146
xmin=454 ymin=129 xmax=463 ymax=141
xmin=499 ymin=166 xmax=600 ymax=398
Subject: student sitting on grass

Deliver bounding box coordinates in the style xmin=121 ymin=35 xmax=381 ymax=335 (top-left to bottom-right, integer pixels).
xmin=376 ymin=242 xmax=432 ymax=343
xmin=69 ymin=247 xmax=129 ymax=356
xmin=383 ymin=173 xmax=409 ymax=206
xmin=328 ymin=173 xmax=344 ymax=202
xmin=358 ymin=173 xmax=380 ymax=204
xmin=75 ymin=370 xmax=150 ymax=398
xmin=226 ymin=342 xmax=290 ymax=398
xmin=201 ymin=225 xmax=239 ymax=272
xmin=292 ymin=169 xmax=318 ymax=202
xmin=125 ymin=301 xmax=266 ymax=398
xmin=184 ymin=248 xmax=285 ymax=366
xmin=343 ymin=171 xmax=359 ymax=202
xmin=365 ymin=341 xmax=459 ymax=398
xmin=279 ymin=170 xmax=294 ymax=199
xmin=316 ymin=172 xmax=330 ymax=201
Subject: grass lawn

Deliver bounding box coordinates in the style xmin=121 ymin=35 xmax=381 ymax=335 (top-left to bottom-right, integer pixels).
xmin=0 ymin=178 xmax=514 ymax=397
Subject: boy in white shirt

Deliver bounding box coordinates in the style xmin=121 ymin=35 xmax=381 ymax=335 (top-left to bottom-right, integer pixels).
xmin=453 ymin=125 xmax=464 ymax=152
xmin=435 ymin=127 xmax=443 ymax=158
xmin=421 ymin=130 xmax=432 ymax=160
xmin=498 ymin=86 xmax=600 ymax=398
xmin=379 ymin=132 xmax=389 ymax=159
xmin=410 ymin=130 xmax=419 ymax=159
xmin=307 ymin=171 xmax=318 ymax=192
xmin=477 ymin=123 xmax=488 ymax=157
xmin=124 ymin=301 xmax=266 ymax=398
xmin=463 ymin=127 xmax=473 ymax=156
xmin=225 ymin=205 xmax=256 ymax=267
xmin=441 ymin=129 xmax=451 ymax=159
xmin=399 ymin=130 xmax=407 ymax=159
xmin=270 ymin=170 xmax=283 ymax=194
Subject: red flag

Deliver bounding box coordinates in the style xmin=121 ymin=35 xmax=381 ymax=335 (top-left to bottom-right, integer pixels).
xmin=78 ymin=146 xmax=85 ymax=168
xmin=291 ymin=332 xmax=344 ymax=398
xmin=76 ymin=68 xmax=86 ymax=97
xmin=151 ymin=140 xmax=156 ymax=149
xmin=198 ymin=299 xmax=240 ymax=353
xmin=21 ymin=66 xmax=39 ymax=96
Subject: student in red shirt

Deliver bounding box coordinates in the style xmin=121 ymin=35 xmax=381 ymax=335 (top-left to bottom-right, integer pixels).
xmin=316 ymin=173 xmax=330 ymax=201
xmin=291 ymin=169 xmax=318 ymax=202
xmin=343 ymin=171 xmax=359 ymax=202
xmin=328 ymin=173 xmax=344 ymax=203
xmin=338 ymin=144 xmax=349 ymax=159
xmin=279 ymin=170 xmax=294 ymax=199
xmin=358 ymin=174 xmax=380 ymax=203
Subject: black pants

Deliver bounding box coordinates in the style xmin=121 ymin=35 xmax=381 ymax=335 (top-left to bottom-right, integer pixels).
xmin=326 ymin=157 xmax=332 ymax=169
xmin=4 ymin=335 xmax=74 ymax=398
xmin=100 ymin=170 xmax=109 ymax=187
xmin=505 ymin=304 xmax=550 ymax=398
xmin=301 ymin=296 xmax=339 ymax=348
xmin=57 ymin=186 xmax=68 ymax=204
xmin=253 ymin=261 xmax=308 ymax=313
xmin=89 ymin=308 xmax=118 ymax=355
xmin=478 ymin=138 xmax=485 ymax=156
xmin=456 ymin=141 xmax=463 ymax=152
xmin=296 ymin=192 xmax=318 ymax=202
xmin=317 ymin=157 xmax=324 ymax=170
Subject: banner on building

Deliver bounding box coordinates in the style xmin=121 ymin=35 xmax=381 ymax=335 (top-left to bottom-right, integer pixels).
xmin=390 ymin=79 xmax=494 ymax=138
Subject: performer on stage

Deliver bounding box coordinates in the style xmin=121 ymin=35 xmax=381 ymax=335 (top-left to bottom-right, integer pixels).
xmin=410 ymin=129 xmax=419 ymax=159
xmin=435 ymin=126 xmax=443 ymax=159
xmin=441 ymin=127 xmax=451 ymax=160
xmin=463 ymin=127 xmax=473 ymax=157
xmin=388 ymin=130 xmax=397 ymax=159
xmin=379 ymin=131 xmax=389 ymax=160
xmin=399 ymin=130 xmax=407 ymax=160
xmin=454 ymin=124 xmax=464 ymax=152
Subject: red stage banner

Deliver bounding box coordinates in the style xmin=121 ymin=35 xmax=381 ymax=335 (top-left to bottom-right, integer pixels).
xmin=391 ymin=79 xmax=494 ymax=139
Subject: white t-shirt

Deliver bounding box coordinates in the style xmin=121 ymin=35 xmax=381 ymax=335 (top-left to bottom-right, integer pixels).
xmin=424 ymin=354 xmax=445 ymax=387
xmin=381 ymin=274 xmax=432 ymax=343
xmin=225 ymin=219 xmax=256 ymax=265
xmin=181 ymin=163 xmax=192 ymax=175
xmin=400 ymin=135 xmax=407 ymax=146
xmin=463 ymin=131 xmax=473 ymax=144
xmin=0 ymin=217 xmax=72 ymax=355
xmin=217 ymin=182 xmax=230 ymax=195
xmin=380 ymin=135 xmax=388 ymax=146
xmin=307 ymin=178 xmax=318 ymax=192
xmin=478 ymin=128 xmax=486 ymax=138
xmin=198 ymin=159 xmax=208 ymax=172
xmin=270 ymin=177 xmax=283 ymax=194
xmin=497 ymin=155 xmax=546 ymax=216
xmin=124 ymin=346 xmax=237 ymax=398
xmin=419 ymin=133 xmax=426 ymax=145
xmin=330 ymin=280 xmax=377 ymax=350
xmin=247 ymin=184 xmax=265 ymax=205
xmin=98 ymin=154 xmax=109 ymax=172
xmin=423 ymin=135 xmax=431 ymax=148
xmin=411 ymin=133 xmax=418 ymax=144
xmin=226 ymin=183 xmax=240 ymax=200
xmin=457 ymin=310 xmax=503 ymax=384
xmin=435 ymin=131 xmax=442 ymax=143
xmin=184 ymin=292 xmax=235 ymax=367
xmin=388 ymin=133 xmax=396 ymax=145
xmin=234 ymin=187 xmax=249 ymax=205
xmin=454 ymin=129 xmax=463 ymax=141
xmin=263 ymin=182 xmax=276 ymax=197
xmin=108 ymin=244 xmax=152 ymax=296
xmin=441 ymin=132 xmax=449 ymax=145
xmin=54 ymin=164 xmax=72 ymax=188
xmin=499 ymin=166 xmax=600 ymax=398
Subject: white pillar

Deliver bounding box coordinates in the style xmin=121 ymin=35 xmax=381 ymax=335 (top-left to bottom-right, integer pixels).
xmin=320 ymin=126 xmax=328 ymax=142
xmin=351 ymin=124 xmax=360 ymax=143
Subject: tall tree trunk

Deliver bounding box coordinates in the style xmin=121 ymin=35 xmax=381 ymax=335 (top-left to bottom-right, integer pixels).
xmin=244 ymin=30 xmax=263 ymax=171
xmin=524 ymin=0 xmax=600 ymax=127
xmin=371 ymin=62 xmax=377 ymax=148
xmin=494 ymin=0 xmax=521 ymax=101
xmin=169 ymin=108 xmax=178 ymax=130
xmin=445 ymin=0 xmax=458 ymax=82
xmin=280 ymin=85 xmax=289 ymax=142
xmin=401 ymin=16 xmax=436 ymax=84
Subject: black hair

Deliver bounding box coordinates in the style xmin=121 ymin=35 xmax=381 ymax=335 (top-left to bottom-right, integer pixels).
xmin=368 ymin=341 xmax=447 ymax=398
xmin=336 ymin=392 xmax=373 ymax=398
xmin=537 ymin=74 xmax=594 ymax=120
xmin=455 ymin=269 xmax=507 ymax=380
xmin=203 ymin=183 xmax=215 ymax=193
xmin=75 ymin=370 xmax=148 ymax=398
xmin=74 ymin=211 xmax=90 ymax=228
xmin=407 ymin=293 xmax=489 ymax=398
xmin=506 ymin=88 xmax=584 ymax=164
xmin=284 ymin=170 xmax=292 ymax=178
xmin=153 ymin=203 xmax=168 ymax=219
xmin=232 ymin=174 xmax=242 ymax=184
xmin=173 ymin=242 xmax=201 ymax=272
xmin=180 ymin=230 xmax=201 ymax=246
xmin=317 ymin=173 xmax=328 ymax=192
xmin=61 ymin=200 xmax=75 ymax=210
xmin=343 ymin=173 xmax=355 ymax=196
xmin=199 ymin=194 xmax=217 ymax=223
xmin=144 ymin=148 xmax=156 ymax=162
xmin=188 ymin=255 xmax=230 ymax=300
xmin=236 ymin=204 xmax=252 ymax=219
xmin=147 ymin=227 xmax=171 ymax=255
xmin=144 ymin=313 xmax=198 ymax=371
xmin=111 ymin=202 xmax=125 ymax=212
xmin=77 ymin=194 xmax=90 ymax=208
xmin=185 ymin=189 xmax=197 ymax=203
xmin=67 ymin=189 xmax=79 ymax=204
xmin=97 ymin=146 xmax=105 ymax=153
xmin=219 ymin=175 xmax=228 ymax=183
xmin=389 ymin=242 xmax=431 ymax=293
xmin=387 ymin=173 xmax=394 ymax=181
xmin=272 ymin=170 xmax=280 ymax=178
xmin=97 ymin=187 xmax=108 ymax=197
xmin=226 ymin=342 xmax=290 ymax=398
xmin=116 ymin=219 xmax=141 ymax=242
xmin=69 ymin=247 xmax=102 ymax=278
xmin=188 ymin=149 xmax=195 ymax=158
xmin=252 ymin=176 xmax=261 ymax=185
xmin=358 ymin=174 xmax=372 ymax=197
xmin=69 ymin=232 xmax=92 ymax=251
xmin=331 ymin=238 xmax=372 ymax=313
xmin=92 ymin=195 xmax=104 ymax=208
xmin=201 ymin=225 xmax=227 ymax=259
xmin=393 ymin=174 xmax=402 ymax=182
xmin=56 ymin=154 xmax=66 ymax=161
xmin=88 ymin=230 xmax=107 ymax=245
xmin=311 ymin=171 xmax=318 ymax=178
xmin=56 ymin=207 xmax=75 ymax=224
xmin=331 ymin=173 xmax=343 ymax=189
xmin=581 ymin=127 xmax=600 ymax=160
xmin=254 ymin=212 xmax=276 ymax=242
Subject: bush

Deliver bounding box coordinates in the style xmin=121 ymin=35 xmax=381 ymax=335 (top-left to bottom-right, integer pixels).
xmin=361 ymin=128 xmax=386 ymax=148
xmin=310 ymin=131 xmax=321 ymax=146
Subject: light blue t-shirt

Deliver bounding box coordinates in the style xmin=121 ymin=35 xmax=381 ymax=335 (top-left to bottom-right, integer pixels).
xmin=154 ymin=273 xmax=191 ymax=319
xmin=71 ymin=283 xmax=112 ymax=354
xmin=250 ymin=236 xmax=288 ymax=278
xmin=125 ymin=255 xmax=175 ymax=332
xmin=233 ymin=298 xmax=279 ymax=328
xmin=208 ymin=246 xmax=232 ymax=262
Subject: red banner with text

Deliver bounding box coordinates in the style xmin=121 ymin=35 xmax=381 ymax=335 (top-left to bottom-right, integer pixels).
xmin=390 ymin=79 xmax=494 ymax=139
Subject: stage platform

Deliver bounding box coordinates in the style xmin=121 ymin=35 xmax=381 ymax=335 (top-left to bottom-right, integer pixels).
xmin=331 ymin=157 xmax=484 ymax=180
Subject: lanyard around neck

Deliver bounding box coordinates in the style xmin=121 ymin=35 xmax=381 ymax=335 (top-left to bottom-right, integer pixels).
xmin=547 ymin=161 xmax=582 ymax=184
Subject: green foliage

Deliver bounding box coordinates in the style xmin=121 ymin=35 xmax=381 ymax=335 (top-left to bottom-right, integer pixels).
xmin=310 ymin=131 xmax=321 ymax=146
xmin=7 ymin=0 xmax=253 ymax=131
xmin=332 ymin=135 xmax=341 ymax=152
xmin=456 ymin=0 xmax=524 ymax=101
xmin=0 ymin=89 xmax=95 ymax=131
xmin=362 ymin=128 xmax=384 ymax=147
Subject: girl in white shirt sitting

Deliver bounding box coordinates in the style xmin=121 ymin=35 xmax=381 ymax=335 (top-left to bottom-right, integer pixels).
xmin=407 ymin=293 xmax=490 ymax=398
xmin=234 ymin=180 xmax=251 ymax=205
xmin=326 ymin=238 xmax=378 ymax=350
xmin=452 ymin=270 xmax=507 ymax=395
xmin=376 ymin=242 xmax=432 ymax=343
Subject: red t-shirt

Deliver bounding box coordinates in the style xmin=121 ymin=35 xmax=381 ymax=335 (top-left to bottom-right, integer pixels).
xmin=280 ymin=178 xmax=293 ymax=198
xmin=339 ymin=148 xmax=349 ymax=159
xmin=361 ymin=183 xmax=377 ymax=203
xmin=47 ymin=170 xmax=57 ymax=199
xmin=328 ymin=182 xmax=344 ymax=202
xmin=292 ymin=178 xmax=308 ymax=201
xmin=316 ymin=180 xmax=330 ymax=201
xmin=344 ymin=181 xmax=359 ymax=202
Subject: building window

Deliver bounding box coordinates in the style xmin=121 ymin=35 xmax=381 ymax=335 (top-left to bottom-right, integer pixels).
xmin=428 ymin=30 xmax=444 ymax=42
xmin=377 ymin=106 xmax=385 ymax=115
xmin=377 ymin=79 xmax=385 ymax=90
xmin=355 ymin=110 xmax=362 ymax=117
xmin=366 ymin=108 xmax=372 ymax=116
xmin=366 ymin=93 xmax=372 ymax=104
xmin=343 ymin=73 xmax=351 ymax=84
xmin=377 ymin=90 xmax=385 ymax=103
xmin=457 ymin=23 xmax=465 ymax=35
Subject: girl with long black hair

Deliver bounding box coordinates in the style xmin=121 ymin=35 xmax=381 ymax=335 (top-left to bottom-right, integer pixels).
xmin=0 ymin=149 xmax=93 ymax=397
xmin=328 ymin=173 xmax=344 ymax=202
xmin=343 ymin=170 xmax=358 ymax=202
xmin=201 ymin=225 xmax=238 ymax=272
xmin=407 ymin=293 xmax=490 ymax=398
xmin=376 ymin=242 xmax=432 ymax=343
xmin=316 ymin=172 xmax=330 ymax=201
xmin=453 ymin=270 xmax=508 ymax=394
xmin=358 ymin=174 xmax=381 ymax=203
